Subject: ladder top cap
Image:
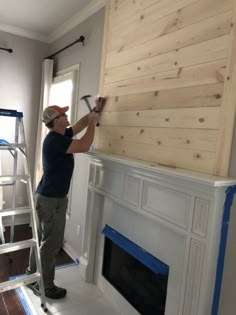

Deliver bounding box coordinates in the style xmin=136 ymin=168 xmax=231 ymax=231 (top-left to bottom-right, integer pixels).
xmin=0 ymin=109 xmax=23 ymax=118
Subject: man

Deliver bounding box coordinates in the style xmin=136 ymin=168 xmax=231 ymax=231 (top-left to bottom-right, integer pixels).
xmin=27 ymin=97 xmax=105 ymax=299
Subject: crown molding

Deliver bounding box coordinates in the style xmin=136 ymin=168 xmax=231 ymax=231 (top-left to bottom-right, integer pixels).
xmin=0 ymin=0 xmax=106 ymax=44
xmin=0 ymin=23 xmax=48 ymax=43
xmin=47 ymin=0 xmax=107 ymax=43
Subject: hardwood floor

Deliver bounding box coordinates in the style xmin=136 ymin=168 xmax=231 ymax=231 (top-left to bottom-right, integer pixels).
xmin=0 ymin=224 xmax=73 ymax=315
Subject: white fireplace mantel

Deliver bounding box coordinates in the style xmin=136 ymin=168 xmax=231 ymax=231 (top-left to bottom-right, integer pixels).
xmin=79 ymin=152 xmax=236 ymax=315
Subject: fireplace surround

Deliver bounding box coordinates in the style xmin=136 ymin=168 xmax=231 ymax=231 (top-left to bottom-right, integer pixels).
xmin=79 ymin=153 xmax=236 ymax=315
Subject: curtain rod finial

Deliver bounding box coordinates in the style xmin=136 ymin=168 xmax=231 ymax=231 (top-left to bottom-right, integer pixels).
xmin=79 ymin=35 xmax=85 ymax=46
xmin=0 ymin=47 xmax=13 ymax=53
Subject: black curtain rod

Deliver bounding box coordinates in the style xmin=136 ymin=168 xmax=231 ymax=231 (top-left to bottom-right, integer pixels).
xmin=0 ymin=47 xmax=13 ymax=53
xmin=45 ymin=35 xmax=85 ymax=59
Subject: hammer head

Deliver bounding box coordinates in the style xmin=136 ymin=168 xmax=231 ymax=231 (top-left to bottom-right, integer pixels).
xmin=81 ymin=94 xmax=93 ymax=112
xmin=80 ymin=94 xmax=91 ymax=100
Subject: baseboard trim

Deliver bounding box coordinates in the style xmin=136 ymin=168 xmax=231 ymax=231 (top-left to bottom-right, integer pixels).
xmin=63 ymin=241 xmax=79 ymax=262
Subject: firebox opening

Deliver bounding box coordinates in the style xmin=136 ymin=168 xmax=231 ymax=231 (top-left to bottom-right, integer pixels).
xmin=101 ymin=225 xmax=169 ymax=315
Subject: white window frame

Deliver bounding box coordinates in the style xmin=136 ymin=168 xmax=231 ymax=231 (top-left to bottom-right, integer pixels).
xmin=53 ymin=64 xmax=80 ymax=217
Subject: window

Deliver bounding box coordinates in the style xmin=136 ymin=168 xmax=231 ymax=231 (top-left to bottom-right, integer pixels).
xmin=49 ymin=65 xmax=79 ymax=125
xmin=35 ymin=65 xmax=79 ymax=191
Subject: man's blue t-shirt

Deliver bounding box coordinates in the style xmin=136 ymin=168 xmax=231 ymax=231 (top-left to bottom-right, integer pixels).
xmin=36 ymin=128 xmax=74 ymax=198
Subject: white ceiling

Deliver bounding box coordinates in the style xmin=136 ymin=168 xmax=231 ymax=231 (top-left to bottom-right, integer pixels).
xmin=0 ymin=0 xmax=106 ymax=43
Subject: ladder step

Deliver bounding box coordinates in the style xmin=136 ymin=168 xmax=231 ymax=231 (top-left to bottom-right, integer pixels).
xmin=0 ymin=239 xmax=37 ymax=254
xmin=0 ymin=207 xmax=33 ymax=217
xmin=0 ymin=175 xmax=30 ymax=185
xmin=0 ymin=109 xmax=23 ymax=118
xmin=0 ymin=143 xmax=25 ymax=150
xmin=0 ymin=273 xmax=41 ymax=293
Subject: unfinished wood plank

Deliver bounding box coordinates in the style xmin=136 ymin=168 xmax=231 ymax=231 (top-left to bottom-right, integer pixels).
xmin=103 ymin=84 xmax=224 ymax=112
xmin=110 ymin=0 xmax=140 ymax=14
xmin=108 ymin=0 xmax=233 ymax=53
xmin=109 ymin=0 xmax=199 ymax=36
xmin=110 ymin=0 xmax=131 ymax=9
xmin=110 ymin=0 xmax=175 ymax=11
xmin=98 ymin=0 xmax=236 ymax=176
xmin=104 ymin=59 xmax=226 ymax=96
xmin=106 ymin=10 xmax=232 ymax=69
xmin=99 ymin=2 xmax=110 ymax=95
xmin=96 ymin=139 xmax=216 ymax=174
xmin=99 ymin=126 xmax=218 ymax=152
xmin=110 ymin=0 xmax=201 ymax=12
xmin=100 ymin=107 xmax=220 ymax=129
xmin=214 ymin=0 xmax=236 ymax=176
xmin=105 ymin=36 xmax=229 ymax=84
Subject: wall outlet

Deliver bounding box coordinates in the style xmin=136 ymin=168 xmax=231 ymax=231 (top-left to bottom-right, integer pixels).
xmin=76 ymin=225 xmax=81 ymax=237
xmin=18 ymin=196 xmax=24 ymax=205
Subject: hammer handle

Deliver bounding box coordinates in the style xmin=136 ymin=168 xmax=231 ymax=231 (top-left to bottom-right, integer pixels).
xmin=82 ymin=96 xmax=100 ymax=126
xmin=85 ymin=102 xmax=100 ymax=127
xmin=84 ymin=98 xmax=92 ymax=112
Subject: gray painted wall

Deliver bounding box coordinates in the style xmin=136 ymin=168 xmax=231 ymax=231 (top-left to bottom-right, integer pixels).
xmin=0 ymin=31 xmax=48 ymax=209
xmin=49 ymin=8 xmax=105 ymax=258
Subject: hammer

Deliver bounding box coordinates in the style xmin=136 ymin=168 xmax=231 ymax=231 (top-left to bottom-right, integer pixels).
xmin=80 ymin=95 xmax=100 ymax=126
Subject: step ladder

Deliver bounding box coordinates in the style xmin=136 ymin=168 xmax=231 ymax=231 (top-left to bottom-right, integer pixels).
xmin=0 ymin=108 xmax=47 ymax=312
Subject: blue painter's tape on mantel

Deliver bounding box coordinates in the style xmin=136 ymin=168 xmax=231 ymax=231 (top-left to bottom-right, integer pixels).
xmin=212 ymin=185 xmax=236 ymax=315
xmin=102 ymin=225 xmax=169 ymax=276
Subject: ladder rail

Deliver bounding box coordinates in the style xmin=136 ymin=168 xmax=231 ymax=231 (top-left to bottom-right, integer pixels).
xmin=0 ymin=111 xmax=47 ymax=312
xmin=10 ymin=116 xmax=20 ymax=242
xmin=19 ymin=114 xmax=47 ymax=309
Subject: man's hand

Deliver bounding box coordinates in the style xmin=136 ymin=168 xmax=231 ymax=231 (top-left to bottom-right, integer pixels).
xmin=95 ymin=96 xmax=106 ymax=112
xmin=88 ymin=111 xmax=99 ymax=125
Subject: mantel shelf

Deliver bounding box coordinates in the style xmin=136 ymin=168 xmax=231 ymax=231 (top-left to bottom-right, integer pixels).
xmin=86 ymin=151 xmax=236 ymax=188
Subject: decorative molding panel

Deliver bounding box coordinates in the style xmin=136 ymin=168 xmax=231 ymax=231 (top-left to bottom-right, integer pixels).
xmin=192 ymin=197 xmax=210 ymax=238
xmin=123 ymin=175 xmax=141 ymax=206
xmin=142 ymin=181 xmax=191 ymax=228
xmin=95 ymin=166 xmax=124 ymax=199
xmin=183 ymin=240 xmax=205 ymax=315
xmin=88 ymin=162 xmax=96 ymax=187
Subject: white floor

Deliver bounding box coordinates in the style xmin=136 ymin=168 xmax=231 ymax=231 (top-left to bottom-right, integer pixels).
xmin=19 ymin=265 xmax=121 ymax=315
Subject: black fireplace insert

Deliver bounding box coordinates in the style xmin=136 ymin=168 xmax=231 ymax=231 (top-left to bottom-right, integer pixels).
xmin=102 ymin=225 xmax=169 ymax=315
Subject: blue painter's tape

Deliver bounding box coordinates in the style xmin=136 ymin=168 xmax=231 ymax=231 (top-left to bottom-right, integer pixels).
xmin=212 ymin=185 xmax=236 ymax=315
xmin=55 ymin=260 xmax=79 ymax=270
xmin=16 ymin=287 xmax=33 ymax=315
xmin=9 ymin=275 xmax=33 ymax=315
xmin=102 ymin=225 xmax=169 ymax=275
xmin=0 ymin=139 xmax=9 ymax=144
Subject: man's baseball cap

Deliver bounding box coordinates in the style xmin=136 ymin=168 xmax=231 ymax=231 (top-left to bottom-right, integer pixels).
xmin=42 ymin=105 xmax=69 ymax=125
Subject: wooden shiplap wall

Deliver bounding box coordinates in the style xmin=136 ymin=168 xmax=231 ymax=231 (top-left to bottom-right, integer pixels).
xmin=96 ymin=0 xmax=236 ymax=176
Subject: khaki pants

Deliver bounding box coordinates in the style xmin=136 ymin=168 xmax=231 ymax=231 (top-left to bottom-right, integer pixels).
xmin=28 ymin=193 xmax=68 ymax=289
